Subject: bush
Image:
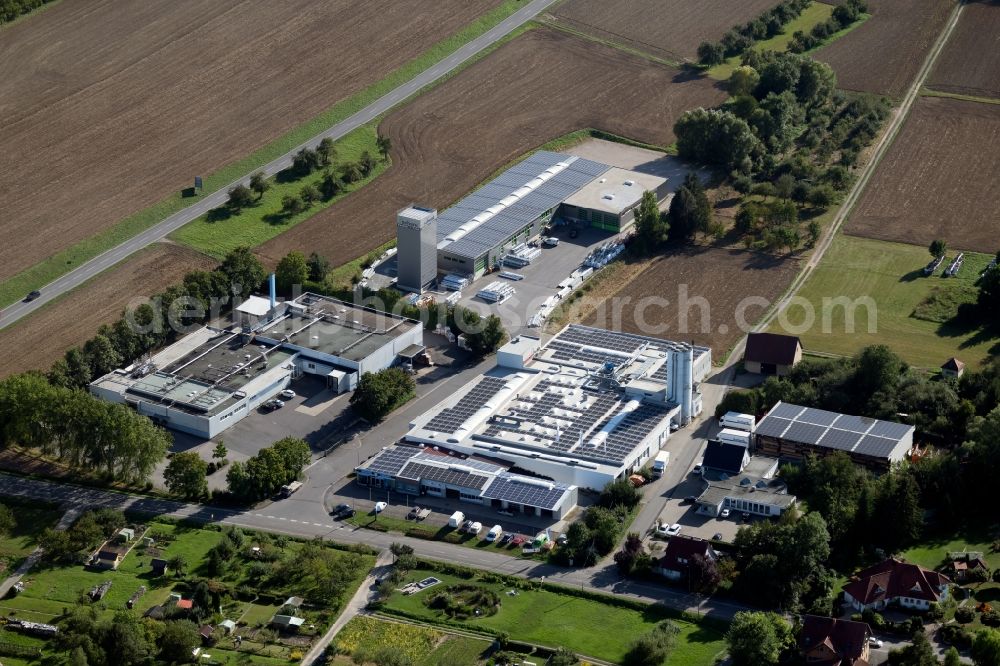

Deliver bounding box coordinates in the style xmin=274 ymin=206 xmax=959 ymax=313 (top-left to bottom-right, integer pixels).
xmin=955 ymin=606 xmax=975 ymax=624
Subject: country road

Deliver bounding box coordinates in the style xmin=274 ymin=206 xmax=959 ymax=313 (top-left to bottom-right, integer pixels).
xmin=0 ymin=0 xmax=559 ymax=331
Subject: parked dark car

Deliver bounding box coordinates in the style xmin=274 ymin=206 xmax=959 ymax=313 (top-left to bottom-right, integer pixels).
xmin=332 ymin=504 xmax=355 ymax=519
xmin=24 ymin=290 xmax=41 ymax=302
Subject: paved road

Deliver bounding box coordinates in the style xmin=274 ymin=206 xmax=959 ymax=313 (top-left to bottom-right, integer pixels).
xmin=0 ymin=0 xmax=559 ymax=331
xmin=0 ymin=472 xmax=749 ymax=622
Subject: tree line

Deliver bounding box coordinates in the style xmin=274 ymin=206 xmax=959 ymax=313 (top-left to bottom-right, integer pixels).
xmin=696 ymin=0 xmax=811 ymax=66
xmin=225 ymin=436 xmax=311 ymax=503
xmin=221 ymin=135 xmax=391 ymax=222
xmin=0 ymin=373 xmax=169 ymax=485
xmin=788 ymin=0 xmax=869 ymax=53
xmin=0 ymin=0 xmax=54 ymax=24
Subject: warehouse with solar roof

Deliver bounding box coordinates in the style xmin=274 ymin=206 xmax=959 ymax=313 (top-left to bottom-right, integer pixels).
xmin=396 ymin=151 xmax=668 ymax=291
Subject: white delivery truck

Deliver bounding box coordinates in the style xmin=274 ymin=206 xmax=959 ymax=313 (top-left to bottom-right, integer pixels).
xmin=716 ymin=428 xmax=751 ymax=448
xmin=719 ymin=411 xmax=756 ymax=433
xmin=448 ymin=511 xmax=465 ymax=528
xmin=279 ymin=481 xmax=303 ymax=498
xmin=652 ymin=451 xmax=671 ymax=477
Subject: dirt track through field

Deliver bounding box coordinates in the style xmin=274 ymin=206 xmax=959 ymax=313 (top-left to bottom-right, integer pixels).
xmin=845 ymin=96 xmax=1000 ymax=252
xmin=547 ymin=0 xmax=781 ymax=62
xmin=814 ymin=0 xmax=954 ymax=97
xmin=927 ymin=0 xmax=1000 ymax=100
xmin=257 ymin=28 xmax=726 ymax=268
xmin=0 ymin=244 xmax=216 ymax=377
xmin=0 ymin=0 xmax=503 ymax=281
xmin=580 ymin=247 xmax=799 ymax=355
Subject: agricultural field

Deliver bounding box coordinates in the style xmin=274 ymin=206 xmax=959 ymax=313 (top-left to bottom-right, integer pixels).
xmin=575 ymin=247 xmax=799 ymax=358
xmin=379 ymin=568 xmax=726 ymax=665
xmin=257 ymin=27 xmax=726 ymax=269
xmin=0 ymin=0 xmax=508 ymax=282
xmin=926 ymin=0 xmax=1000 ymax=100
xmin=0 ymin=244 xmax=215 ymax=378
xmin=546 ymin=0 xmax=782 ymax=62
xmin=813 ymin=0 xmax=954 ymax=97
xmin=845 ymin=96 xmax=1000 ymax=251
xmin=767 ymin=235 xmax=997 ymax=368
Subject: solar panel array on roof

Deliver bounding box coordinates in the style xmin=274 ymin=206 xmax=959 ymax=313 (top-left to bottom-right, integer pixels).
xmin=481 ymin=474 xmax=571 ymax=510
xmin=424 ymin=376 xmax=509 ymax=434
xmin=557 ymin=324 xmax=711 ymax=358
xmin=361 ymin=446 xmax=421 ymax=475
xmin=756 ymin=401 xmax=912 ymax=459
xmin=436 ymin=152 xmax=610 ymax=260
xmin=398 ymin=461 xmax=491 ymax=490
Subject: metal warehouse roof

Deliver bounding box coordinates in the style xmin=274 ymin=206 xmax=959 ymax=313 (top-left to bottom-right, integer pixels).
xmin=436 ymin=151 xmax=610 ymax=261
xmin=755 ymin=401 xmax=913 ymax=459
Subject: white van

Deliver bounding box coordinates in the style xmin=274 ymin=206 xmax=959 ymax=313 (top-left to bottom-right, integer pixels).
xmin=485 ymin=525 xmax=503 ymax=542
xmin=448 ymin=511 xmax=465 ymax=528
xmin=652 ymin=451 xmax=671 ymax=477
xmin=719 ymin=411 xmax=756 ymax=433
xmin=716 ymin=428 xmax=751 ymax=448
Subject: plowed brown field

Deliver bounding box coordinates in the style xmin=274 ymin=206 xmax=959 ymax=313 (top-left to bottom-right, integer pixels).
xmin=0 ymin=244 xmax=215 ymax=377
xmin=257 ymin=28 xmax=726 ymax=268
xmin=814 ymin=0 xmax=954 ymax=97
xmin=582 ymin=247 xmax=799 ymax=355
xmin=0 ymin=0 xmax=503 ymax=281
xmin=547 ymin=0 xmax=781 ymax=62
xmin=927 ymin=0 xmax=1000 ymax=99
xmin=845 ymin=96 xmax=1000 ymax=251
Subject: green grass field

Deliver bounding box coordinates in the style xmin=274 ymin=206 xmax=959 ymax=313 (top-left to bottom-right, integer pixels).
xmin=0 ymin=500 xmax=63 ymax=561
xmin=170 ymin=124 xmax=385 ymax=258
xmin=768 ymin=235 xmax=997 ymax=368
xmin=0 ymin=0 xmax=528 ymax=308
xmin=381 ymin=570 xmax=726 ymax=665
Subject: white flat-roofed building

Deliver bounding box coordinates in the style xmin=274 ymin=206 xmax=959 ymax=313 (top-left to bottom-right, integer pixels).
xmin=561 ymin=167 xmax=668 ymax=233
xmin=402 ymin=324 xmax=710 ymax=489
xmin=90 ymin=292 xmax=423 ymax=439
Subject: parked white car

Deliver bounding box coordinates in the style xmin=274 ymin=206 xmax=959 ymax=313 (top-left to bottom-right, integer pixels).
xmin=655 ymin=523 xmax=682 ymax=537
xmin=720 ymin=509 xmax=731 ymax=518
xmin=868 ymin=638 xmax=883 ymax=649
xmin=469 ymin=521 xmax=483 ymax=535
xmin=279 ymin=389 xmax=295 ymax=400
xmin=374 ymin=501 xmax=387 ymax=514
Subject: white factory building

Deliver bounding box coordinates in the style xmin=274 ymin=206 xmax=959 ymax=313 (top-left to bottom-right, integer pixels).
xmin=402 ymin=324 xmax=710 ymax=489
xmin=90 ymin=292 xmax=423 ymax=439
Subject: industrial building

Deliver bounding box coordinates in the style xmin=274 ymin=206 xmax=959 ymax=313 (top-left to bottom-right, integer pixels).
xmin=90 ymin=292 xmax=423 ymax=439
xmin=401 ymin=324 xmax=710 ymax=489
xmin=395 ymin=151 xmax=668 ymax=289
xmin=695 ymin=453 xmax=795 ymax=518
xmin=754 ymin=401 xmax=914 ymax=471
xmin=355 ymin=444 xmax=578 ymax=520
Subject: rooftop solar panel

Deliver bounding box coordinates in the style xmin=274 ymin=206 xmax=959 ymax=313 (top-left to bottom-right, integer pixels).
xmin=481 ymin=474 xmax=571 ymax=510
xmin=830 ymin=413 xmax=878 ymax=433
xmin=784 ymin=421 xmax=827 ymax=445
xmin=855 ymin=435 xmax=901 ymax=458
xmin=868 ymin=420 xmax=913 ymax=439
xmin=819 ymin=428 xmax=861 ymax=451
xmin=755 ymin=416 xmax=792 ymax=438
xmin=767 ymin=402 xmax=806 ymax=420
xmin=796 ymin=406 xmax=840 ymax=427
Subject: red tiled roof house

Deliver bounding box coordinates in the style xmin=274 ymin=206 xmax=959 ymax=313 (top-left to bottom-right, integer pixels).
xmin=652 ymin=535 xmax=716 ymax=581
xmin=799 ymin=615 xmax=872 ymax=666
xmin=842 ymin=558 xmax=951 ymax=612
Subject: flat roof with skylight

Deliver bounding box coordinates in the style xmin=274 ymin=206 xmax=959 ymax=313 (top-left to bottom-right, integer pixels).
xmin=562 ymin=167 xmax=666 ymax=215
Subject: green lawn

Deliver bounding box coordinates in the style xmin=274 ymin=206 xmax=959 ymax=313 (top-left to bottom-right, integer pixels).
xmin=768 ymin=234 xmax=997 ymax=368
xmin=0 ymin=499 xmax=63 ymax=560
xmin=708 ymin=1 xmax=835 ymax=79
xmin=421 ymin=635 xmax=492 ymax=666
xmin=902 ymin=531 xmax=1000 ymax=572
xmin=380 ymin=570 xmax=726 ymax=665
xmin=0 ymin=0 xmax=528 ymax=308
xmin=170 ymin=124 xmax=386 ymax=258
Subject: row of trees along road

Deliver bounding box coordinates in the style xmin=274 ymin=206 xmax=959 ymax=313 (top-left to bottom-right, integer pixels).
xmin=225 ymin=437 xmax=311 ymax=503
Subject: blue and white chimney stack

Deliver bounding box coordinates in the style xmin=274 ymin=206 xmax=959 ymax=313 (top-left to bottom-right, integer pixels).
xmin=268 ymin=273 xmax=277 ymax=310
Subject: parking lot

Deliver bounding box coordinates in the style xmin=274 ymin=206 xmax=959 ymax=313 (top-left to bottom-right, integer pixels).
xmin=456 ymin=226 xmax=617 ymax=337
